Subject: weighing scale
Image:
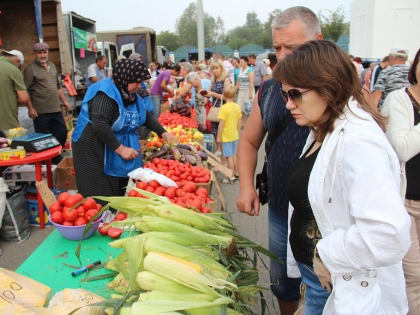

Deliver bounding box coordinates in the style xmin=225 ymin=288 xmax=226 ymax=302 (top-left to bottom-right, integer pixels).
xmin=11 ymin=133 xmax=60 ymax=152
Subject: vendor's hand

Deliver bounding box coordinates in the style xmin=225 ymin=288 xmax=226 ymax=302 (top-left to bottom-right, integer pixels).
xmin=236 ymin=186 xmax=260 ymax=216
xmin=162 ymin=132 xmax=177 ymax=145
xmin=313 ymin=255 xmax=332 ymax=293
xmin=115 ymin=145 xmax=139 ymax=160
xmin=28 ymin=107 xmax=38 ymax=119
xmin=63 ymin=102 xmax=71 ymax=110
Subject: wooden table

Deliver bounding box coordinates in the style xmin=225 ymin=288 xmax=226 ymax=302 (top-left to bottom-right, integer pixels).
xmin=0 ymin=146 xmax=62 ymax=229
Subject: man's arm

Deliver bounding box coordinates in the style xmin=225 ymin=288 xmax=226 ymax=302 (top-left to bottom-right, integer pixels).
xmin=160 ymin=79 xmax=173 ymax=94
xmin=236 ymin=92 xmax=266 ymax=216
xmin=58 ymin=88 xmax=71 ymax=110
xmin=16 ymin=90 xmax=29 ymax=105
xmin=89 ymin=76 xmax=99 ymax=83
xmin=371 ymin=90 xmax=382 ymax=110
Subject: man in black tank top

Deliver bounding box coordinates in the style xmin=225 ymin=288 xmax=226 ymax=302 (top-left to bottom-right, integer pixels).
xmin=236 ymin=7 xmax=323 ymax=315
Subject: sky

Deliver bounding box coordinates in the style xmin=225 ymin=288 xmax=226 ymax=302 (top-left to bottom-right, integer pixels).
xmin=61 ymin=0 xmax=351 ymax=34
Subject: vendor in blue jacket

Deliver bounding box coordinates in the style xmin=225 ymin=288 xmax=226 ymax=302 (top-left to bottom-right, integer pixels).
xmin=72 ymin=59 xmax=175 ymax=197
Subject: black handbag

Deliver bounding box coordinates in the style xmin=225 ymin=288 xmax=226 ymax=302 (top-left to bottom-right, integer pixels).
xmin=256 ymin=85 xmax=292 ymax=205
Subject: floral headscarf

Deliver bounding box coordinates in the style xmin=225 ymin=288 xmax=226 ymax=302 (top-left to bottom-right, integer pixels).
xmin=112 ymin=58 xmax=151 ymax=104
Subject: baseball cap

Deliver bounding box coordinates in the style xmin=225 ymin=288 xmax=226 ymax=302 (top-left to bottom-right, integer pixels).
xmin=1 ymin=50 xmax=24 ymax=65
xmin=390 ymin=46 xmax=408 ymax=56
xmin=33 ymin=42 xmax=49 ymax=51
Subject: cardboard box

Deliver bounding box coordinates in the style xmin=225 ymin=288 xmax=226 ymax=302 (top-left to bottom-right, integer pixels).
xmin=55 ymin=157 xmax=77 ymax=190
xmin=3 ymin=164 xmax=56 ymax=186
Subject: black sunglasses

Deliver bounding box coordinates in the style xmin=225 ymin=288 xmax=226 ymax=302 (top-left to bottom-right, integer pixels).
xmin=280 ymin=88 xmax=311 ymax=105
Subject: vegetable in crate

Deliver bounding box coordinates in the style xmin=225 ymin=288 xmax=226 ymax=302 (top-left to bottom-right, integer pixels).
xmin=170 ymin=98 xmax=191 ymax=117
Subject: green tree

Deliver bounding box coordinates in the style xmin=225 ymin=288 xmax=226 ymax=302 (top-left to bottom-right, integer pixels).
xmin=157 ymin=31 xmax=180 ymax=51
xmin=319 ymin=6 xmax=349 ymax=42
xmin=261 ymin=9 xmax=282 ymax=48
xmin=175 ymin=2 xmax=225 ymax=47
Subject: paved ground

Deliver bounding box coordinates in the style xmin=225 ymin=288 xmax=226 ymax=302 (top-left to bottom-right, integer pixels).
xmin=0 ymin=143 xmax=280 ymax=314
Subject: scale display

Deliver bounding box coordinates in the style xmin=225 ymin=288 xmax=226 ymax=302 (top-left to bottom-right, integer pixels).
xmin=11 ymin=133 xmax=60 ymax=152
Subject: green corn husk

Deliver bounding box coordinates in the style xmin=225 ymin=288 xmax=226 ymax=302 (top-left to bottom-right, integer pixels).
xmin=107 ymin=273 xmax=129 ymax=294
xmin=189 ymin=245 xmax=219 ymax=260
xmin=143 ymin=237 xmax=230 ymax=280
xmin=130 ymin=295 xmax=233 ymax=314
xmin=187 ymin=306 xmax=227 ymax=315
xmin=149 ymin=204 xmax=229 ymax=232
xmin=137 ymin=271 xmax=201 ymax=295
xmin=139 ymin=291 xmax=216 ymax=302
xmin=143 ymin=252 xmax=237 ymax=295
xmin=135 ymin=215 xmax=231 ymax=239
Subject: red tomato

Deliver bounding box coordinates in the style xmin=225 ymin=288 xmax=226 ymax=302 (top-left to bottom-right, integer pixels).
xmin=74 ymin=217 xmax=87 ymax=226
xmin=58 ymin=192 xmax=70 ymax=206
xmin=96 ymin=203 xmax=102 ymax=210
xmin=73 ymin=193 xmax=84 ymax=204
xmin=164 ymin=187 xmax=176 ymax=199
xmin=65 ymin=195 xmax=78 ymax=208
xmin=148 ymin=180 xmax=160 ymax=189
xmin=76 ymin=206 xmax=85 ymax=217
xmin=196 ymin=188 xmax=208 ymax=198
xmin=114 ymin=212 xmax=127 ymax=221
xmin=186 ymin=199 xmax=202 ymax=210
xmin=49 ymin=201 xmax=62 ymax=213
xmin=82 ymin=198 xmax=97 ymax=211
xmin=136 ymin=181 xmax=147 ymax=190
xmin=128 ymin=190 xmax=137 ymax=197
xmin=62 ymin=221 xmax=74 ymax=226
xmin=145 ymin=186 xmax=155 ymax=193
xmin=85 ymin=209 xmax=99 ymax=221
xmin=51 ymin=211 xmax=64 ymax=224
xmin=63 ymin=208 xmax=78 ymax=222
xmin=152 ymin=158 xmax=160 ymax=165
xmin=108 ymin=228 xmax=123 ymax=239
xmin=98 ymin=223 xmax=110 ymax=235
xmin=201 ymin=207 xmax=212 ymax=213
xmin=154 ymin=186 xmax=166 ymax=196
xmin=175 ymin=189 xmax=185 ymax=197
xmin=183 ymin=182 xmax=197 ymax=193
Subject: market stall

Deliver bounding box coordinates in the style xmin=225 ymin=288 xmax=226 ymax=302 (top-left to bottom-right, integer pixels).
xmin=0 ymin=100 xmax=273 ymax=315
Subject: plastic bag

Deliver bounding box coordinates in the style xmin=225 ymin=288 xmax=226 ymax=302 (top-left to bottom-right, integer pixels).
xmin=0 ymin=184 xmax=31 ymax=242
xmin=47 ymin=288 xmax=104 ymax=315
xmin=0 ymin=268 xmax=51 ymax=311
xmin=244 ymin=100 xmax=252 ymax=116
xmin=127 ymin=167 xmax=177 ymax=187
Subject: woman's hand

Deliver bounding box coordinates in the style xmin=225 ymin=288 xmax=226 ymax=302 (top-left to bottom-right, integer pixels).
xmin=115 ymin=145 xmax=139 ymax=160
xmin=313 ymin=255 xmax=332 ymax=293
xmin=162 ymin=132 xmax=177 ymax=145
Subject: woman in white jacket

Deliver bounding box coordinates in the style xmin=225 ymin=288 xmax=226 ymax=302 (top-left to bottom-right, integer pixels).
xmin=272 ymin=40 xmax=411 ymax=315
xmin=382 ymin=48 xmax=420 ymax=315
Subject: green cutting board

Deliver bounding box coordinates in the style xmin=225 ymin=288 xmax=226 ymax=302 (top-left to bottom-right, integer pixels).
xmin=16 ymin=229 xmax=124 ymax=299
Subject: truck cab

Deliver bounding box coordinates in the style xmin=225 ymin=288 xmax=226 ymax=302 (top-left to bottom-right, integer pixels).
xmin=97 ymin=41 xmax=118 ymax=77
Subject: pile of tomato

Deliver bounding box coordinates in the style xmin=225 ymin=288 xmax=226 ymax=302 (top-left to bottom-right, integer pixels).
xmin=49 ymin=192 xmax=127 ymax=239
xmin=144 ymin=158 xmax=211 ymax=184
xmin=128 ymin=180 xmax=213 ymax=213
xmin=49 ymin=192 xmax=102 ymax=227
xmin=158 ymin=110 xmax=198 ymax=128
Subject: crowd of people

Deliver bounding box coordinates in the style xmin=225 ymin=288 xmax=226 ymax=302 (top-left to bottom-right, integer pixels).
xmin=1 ymin=4 xmax=419 ymax=315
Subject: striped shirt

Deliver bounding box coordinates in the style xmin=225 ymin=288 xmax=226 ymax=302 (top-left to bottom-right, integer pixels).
xmin=374 ymin=64 xmax=410 ymax=108
xmin=237 ymin=67 xmax=253 ymax=90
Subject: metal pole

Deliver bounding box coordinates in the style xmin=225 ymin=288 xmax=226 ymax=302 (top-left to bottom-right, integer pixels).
xmin=197 ymin=0 xmax=205 ymax=61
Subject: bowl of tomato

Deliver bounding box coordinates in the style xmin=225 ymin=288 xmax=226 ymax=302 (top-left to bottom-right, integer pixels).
xmin=49 ymin=193 xmax=104 ymax=241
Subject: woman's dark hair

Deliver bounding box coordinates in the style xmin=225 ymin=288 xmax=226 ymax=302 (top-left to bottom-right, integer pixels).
xmin=239 ymin=56 xmax=249 ymax=63
xmin=272 ymin=40 xmax=385 ymax=140
xmin=408 ymin=48 xmax=420 ymax=85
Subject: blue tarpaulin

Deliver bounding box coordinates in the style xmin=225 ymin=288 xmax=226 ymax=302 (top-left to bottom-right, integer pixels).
xmin=33 ymin=0 xmax=43 ymax=42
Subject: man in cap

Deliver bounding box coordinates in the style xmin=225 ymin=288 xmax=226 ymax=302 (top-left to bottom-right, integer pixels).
xmin=372 ymin=46 xmax=410 ymax=109
xmin=86 ymin=55 xmax=107 ymax=88
xmin=0 ymin=50 xmax=37 ymax=133
xmin=24 ymin=42 xmax=70 ymax=153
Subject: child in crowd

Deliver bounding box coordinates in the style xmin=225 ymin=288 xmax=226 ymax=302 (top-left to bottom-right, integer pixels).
xmin=217 ymin=85 xmax=241 ymax=183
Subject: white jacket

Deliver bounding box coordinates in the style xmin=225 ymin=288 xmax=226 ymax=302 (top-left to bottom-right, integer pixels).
xmin=287 ymin=101 xmax=411 ymax=315
xmin=381 ymin=88 xmax=420 ymax=197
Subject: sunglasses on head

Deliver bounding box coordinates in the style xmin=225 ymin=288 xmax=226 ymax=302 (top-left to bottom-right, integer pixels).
xmin=280 ymin=88 xmax=311 ymax=105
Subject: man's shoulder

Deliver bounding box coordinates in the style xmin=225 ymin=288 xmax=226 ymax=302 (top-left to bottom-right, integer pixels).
xmin=24 ymin=62 xmax=38 ymax=73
